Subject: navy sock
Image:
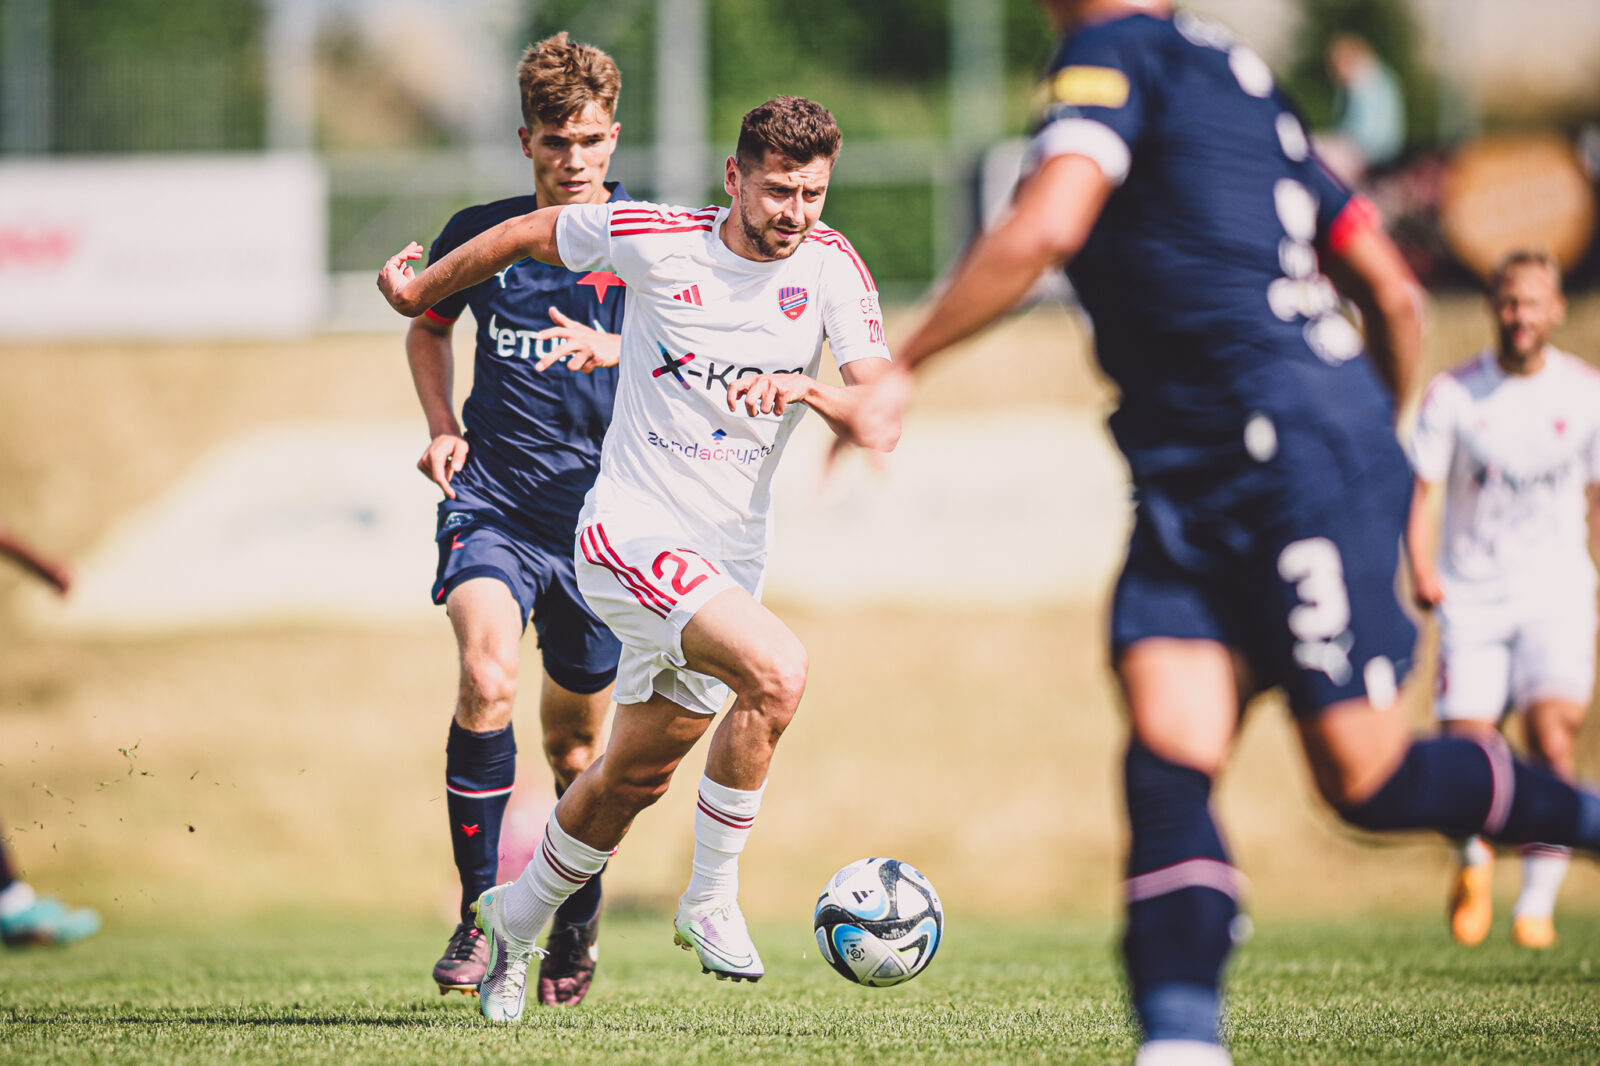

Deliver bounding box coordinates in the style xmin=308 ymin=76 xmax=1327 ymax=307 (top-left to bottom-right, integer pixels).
xmin=0 ymin=831 xmax=14 ymax=892
xmin=551 ymin=780 xmax=605 ymax=926
xmin=445 ymin=721 xmax=516 ymax=924
xmin=1123 ymin=743 xmax=1238 ymax=1045
xmin=1339 ymin=737 xmax=1593 ymax=849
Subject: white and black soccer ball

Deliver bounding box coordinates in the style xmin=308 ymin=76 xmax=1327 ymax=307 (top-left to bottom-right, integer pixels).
xmin=812 ymin=857 xmax=943 ymax=987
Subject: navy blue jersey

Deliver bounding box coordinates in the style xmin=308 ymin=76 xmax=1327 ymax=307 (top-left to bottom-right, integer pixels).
xmin=424 ymin=183 xmax=632 ymax=550
xmin=1031 ymin=14 xmax=1395 ymax=515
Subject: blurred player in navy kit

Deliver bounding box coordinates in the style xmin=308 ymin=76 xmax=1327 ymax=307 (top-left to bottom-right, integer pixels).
xmin=409 ymin=32 xmax=629 ymax=1006
xmin=844 ymin=2 xmax=1600 ymax=1063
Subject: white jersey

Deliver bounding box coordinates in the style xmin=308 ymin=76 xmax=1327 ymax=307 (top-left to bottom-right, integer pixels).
xmin=1408 ymin=347 xmax=1600 ymax=595
xmin=555 ymin=201 xmax=889 ymax=560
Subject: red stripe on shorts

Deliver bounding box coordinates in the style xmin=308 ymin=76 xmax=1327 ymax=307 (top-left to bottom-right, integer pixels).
xmin=595 ymin=523 xmax=679 ymax=614
xmin=580 ymin=525 xmax=672 ymax=618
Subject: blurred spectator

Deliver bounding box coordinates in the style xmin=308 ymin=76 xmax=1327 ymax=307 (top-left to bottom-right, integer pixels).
xmin=1318 ymin=33 xmax=1405 ymax=186
xmin=0 ymin=521 xmax=100 ymax=948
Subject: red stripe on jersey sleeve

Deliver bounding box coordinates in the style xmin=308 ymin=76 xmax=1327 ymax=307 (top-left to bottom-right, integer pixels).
xmin=611 ymin=223 xmax=715 ymax=236
xmin=423 ymin=308 xmax=458 ymax=325
xmin=806 ymin=227 xmax=875 ymax=290
xmin=1326 ymin=195 xmax=1381 ymax=257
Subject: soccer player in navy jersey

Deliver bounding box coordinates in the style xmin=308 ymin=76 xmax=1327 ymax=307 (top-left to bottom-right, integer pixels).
xmin=408 ymin=32 xmax=629 ymax=1006
xmin=845 ymin=2 xmax=1600 ymax=1063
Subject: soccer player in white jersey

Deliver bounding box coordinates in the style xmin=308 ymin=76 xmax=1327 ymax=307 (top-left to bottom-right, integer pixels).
xmin=1407 ymin=249 xmax=1600 ymax=949
xmin=377 ymin=96 xmax=896 ymax=1021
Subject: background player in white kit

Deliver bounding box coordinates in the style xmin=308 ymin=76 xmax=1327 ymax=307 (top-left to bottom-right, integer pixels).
xmin=1407 ymin=249 xmax=1600 ymax=949
xmin=378 ymin=96 xmax=896 ymax=1022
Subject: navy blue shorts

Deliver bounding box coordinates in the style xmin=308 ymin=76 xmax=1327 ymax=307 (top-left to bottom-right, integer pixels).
xmin=1110 ymin=447 xmax=1416 ymax=715
xmin=432 ymin=504 xmax=620 ymax=695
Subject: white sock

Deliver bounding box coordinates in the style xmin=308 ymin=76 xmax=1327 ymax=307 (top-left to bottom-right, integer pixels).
xmin=500 ymin=812 xmax=611 ymax=941
xmin=1512 ymin=843 xmax=1571 ymax=920
xmin=0 ymin=880 xmax=35 ymax=918
xmin=1134 ymin=1040 xmax=1232 ymax=1066
xmin=1456 ymin=836 xmax=1492 ymax=868
xmin=681 ymin=775 xmax=765 ymax=909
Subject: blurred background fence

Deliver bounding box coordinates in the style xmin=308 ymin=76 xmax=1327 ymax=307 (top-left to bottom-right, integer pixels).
xmin=5 ymin=0 xmax=1600 ymax=324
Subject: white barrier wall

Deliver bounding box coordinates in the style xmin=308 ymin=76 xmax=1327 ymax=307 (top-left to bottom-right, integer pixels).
xmin=0 ymin=154 xmax=326 ymax=338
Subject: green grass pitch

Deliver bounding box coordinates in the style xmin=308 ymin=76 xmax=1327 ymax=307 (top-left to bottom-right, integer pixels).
xmin=2 ymin=912 xmax=1598 ymax=1065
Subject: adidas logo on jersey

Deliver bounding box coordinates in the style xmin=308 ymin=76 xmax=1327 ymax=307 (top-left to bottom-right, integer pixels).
xmin=672 ymin=285 xmax=703 ymax=306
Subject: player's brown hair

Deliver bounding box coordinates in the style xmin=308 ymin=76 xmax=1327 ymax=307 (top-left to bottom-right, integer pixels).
xmin=735 ymin=96 xmax=841 ymax=171
xmin=1489 ymin=248 xmax=1562 ymax=293
xmin=516 ymin=32 xmax=621 ymax=129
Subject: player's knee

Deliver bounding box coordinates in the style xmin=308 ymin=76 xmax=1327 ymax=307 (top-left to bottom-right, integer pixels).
xmin=743 ymin=640 xmax=808 ymax=714
xmin=457 ymin=653 xmax=519 ymax=729
xmin=544 ymin=730 xmax=599 ymax=786
xmin=1315 ymin=753 xmax=1397 ymax=811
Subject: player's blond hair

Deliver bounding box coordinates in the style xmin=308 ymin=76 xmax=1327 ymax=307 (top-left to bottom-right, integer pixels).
xmin=735 ymin=96 xmax=841 ymax=172
xmin=516 ymin=32 xmax=620 ymax=129
xmin=1489 ymin=248 xmax=1562 ymax=294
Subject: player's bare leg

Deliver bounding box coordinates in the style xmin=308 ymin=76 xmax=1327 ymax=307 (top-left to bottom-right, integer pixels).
xmin=1302 ymin=692 xmax=1600 ymax=955
xmin=1117 ymin=639 xmax=1243 ymax=1066
xmin=474 ymin=585 xmax=805 ymax=1016
xmin=535 ymin=675 xmax=614 ymax=1004
xmin=475 ymin=694 xmax=710 ymax=1021
xmin=1509 ymin=697 xmax=1585 ymax=947
xmin=434 ymin=579 xmax=523 ymax=995
xmin=1438 ymin=718 xmax=1500 ymax=945
xmin=670 ymin=588 xmax=807 ymax=981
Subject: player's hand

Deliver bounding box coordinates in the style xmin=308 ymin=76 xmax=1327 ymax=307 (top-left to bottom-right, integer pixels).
xmin=845 ymin=366 xmax=913 ymax=451
xmin=534 ymin=307 xmax=619 ymax=373
xmin=1411 ymin=569 xmax=1444 ymax=612
xmin=37 ymin=560 xmax=72 ymax=596
xmin=418 ymin=433 xmax=470 ymax=499
xmin=729 ymin=373 xmax=812 ymax=417
xmin=377 ymin=242 xmax=426 ymax=315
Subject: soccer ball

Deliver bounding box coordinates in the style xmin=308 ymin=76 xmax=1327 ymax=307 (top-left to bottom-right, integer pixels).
xmin=812 ymin=857 xmax=944 ymax=986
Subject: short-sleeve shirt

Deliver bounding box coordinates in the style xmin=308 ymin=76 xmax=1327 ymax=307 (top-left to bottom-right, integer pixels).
xmin=1025 ymin=12 xmax=1396 ymax=540
xmin=1408 ymin=347 xmax=1600 ymax=593
xmin=555 ymin=201 xmax=889 ymax=561
xmin=424 ymin=183 xmax=632 ymax=550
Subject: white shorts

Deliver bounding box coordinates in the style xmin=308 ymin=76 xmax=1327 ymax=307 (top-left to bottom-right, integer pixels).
xmin=575 ymin=515 xmax=765 ymax=716
xmin=1435 ymin=587 xmax=1597 ymax=722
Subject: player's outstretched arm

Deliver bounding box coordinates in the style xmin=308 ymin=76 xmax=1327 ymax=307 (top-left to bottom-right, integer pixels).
xmin=727 ymin=358 xmax=900 ymax=450
xmin=839 ymin=153 xmax=1112 ymax=452
xmin=406 ymin=315 xmax=469 ymax=499
xmin=895 ymin=153 xmax=1112 ymax=373
xmin=1321 ymin=222 xmax=1423 ymax=404
xmin=1405 ymin=477 xmax=1444 ymax=610
xmin=377 ymin=206 xmax=567 ymax=317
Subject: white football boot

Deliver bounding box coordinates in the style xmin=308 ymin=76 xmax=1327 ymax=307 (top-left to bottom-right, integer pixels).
xmin=672 ymin=899 xmax=764 ymax=981
xmin=472 ymin=883 xmax=546 ymax=1022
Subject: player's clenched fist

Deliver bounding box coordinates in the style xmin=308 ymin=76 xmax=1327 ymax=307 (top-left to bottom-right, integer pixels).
xmin=728 ymin=372 xmax=813 ymax=416
xmin=418 ymin=433 xmax=471 ymax=499
xmin=378 ymin=242 xmax=427 ymax=315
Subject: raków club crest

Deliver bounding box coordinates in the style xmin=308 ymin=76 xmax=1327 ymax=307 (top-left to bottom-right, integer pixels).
xmin=777 ymin=286 xmax=808 ymax=320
